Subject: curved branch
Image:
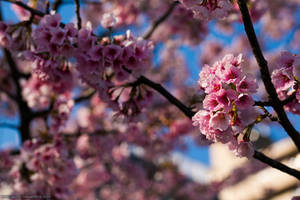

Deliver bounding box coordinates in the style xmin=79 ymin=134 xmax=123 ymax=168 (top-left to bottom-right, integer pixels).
xmin=0 ymin=0 xmax=45 ymax=17
xmin=143 ymin=1 xmax=179 ymax=39
xmin=136 ymin=74 xmax=300 ymax=180
xmin=237 ymin=0 xmax=300 ymax=152
xmin=137 ymin=75 xmax=196 ymax=118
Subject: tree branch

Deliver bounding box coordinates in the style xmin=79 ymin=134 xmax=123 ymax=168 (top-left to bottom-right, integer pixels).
xmin=143 ymin=1 xmax=179 ymax=39
xmin=0 ymin=0 xmax=45 ymax=17
xmin=75 ymin=90 xmax=96 ymax=103
xmin=134 ymin=74 xmax=300 ymax=180
xmin=137 ymin=75 xmax=196 ymax=118
xmin=74 ymin=0 xmax=81 ymax=29
xmin=254 ymin=100 xmax=272 ymax=107
xmin=254 ymin=151 xmax=300 ymax=180
xmin=281 ymin=92 xmax=296 ymax=105
xmin=237 ymin=0 xmax=300 ymax=152
xmin=52 ymin=0 xmax=63 ymax=12
xmin=3 ymin=49 xmax=33 ymax=142
xmin=0 ymin=0 xmax=66 ymax=28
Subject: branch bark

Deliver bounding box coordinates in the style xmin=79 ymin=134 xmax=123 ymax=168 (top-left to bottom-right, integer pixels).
xmin=254 ymin=151 xmax=300 ymax=180
xmin=74 ymin=0 xmax=81 ymax=29
xmin=137 ymin=75 xmax=196 ymax=118
xmin=4 ymin=49 xmax=33 ymax=142
xmin=137 ymin=74 xmax=300 ymax=180
xmin=237 ymin=0 xmax=300 ymax=152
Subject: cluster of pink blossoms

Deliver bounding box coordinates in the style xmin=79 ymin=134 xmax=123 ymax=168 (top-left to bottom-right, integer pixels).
xmin=18 ymin=13 xmax=155 ymax=120
xmin=271 ymin=51 xmax=300 ymax=114
xmin=75 ymin=28 xmax=154 ymax=118
xmin=21 ymin=75 xmax=53 ymax=110
xmin=25 ymin=14 xmax=76 ymax=89
xmin=10 ymin=137 xmax=78 ymax=199
xmin=179 ymin=0 xmax=233 ymax=21
xmin=49 ymin=93 xmax=74 ymax=133
xmin=192 ymin=54 xmax=258 ymax=158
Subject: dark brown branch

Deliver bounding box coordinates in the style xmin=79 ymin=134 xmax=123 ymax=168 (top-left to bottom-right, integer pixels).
xmin=143 ymin=1 xmax=179 ymax=39
xmin=0 ymin=0 xmax=66 ymax=28
xmin=237 ymin=0 xmax=300 ymax=152
xmin=74 ymin=0 xmax=81 ymax=29
xmin=0 ymin=0 xmax=45 ymax=17
xmin=255 ymin=92 xmax=296 ymax=107
xmin=138 ymin=74 xmax=300 ymax=180
xmin=75 ymin=90 xmax=96 ymax=103
xmin=254 ymin=100 xmax=272 ymax=107
xmin=254 ymin=151 xmax=300 ymax=180
xmin=45 ymin=0 xmax=50 ymax=14
xmin=281 ymin=92 xmax=296 ymax=105
xmin=4 ymin=49 xmax=33 ymax=142
xmin=137 ymin=75 xmax=196 ymax=118
xmin=52 ymin=0 xmax=63 ymax=12
xmin=0 ymin=7 xmax=33 ymax=141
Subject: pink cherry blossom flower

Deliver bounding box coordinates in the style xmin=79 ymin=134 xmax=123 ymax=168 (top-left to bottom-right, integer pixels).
xmin=101 ymin=13 xmax=118 ymax=29
xmin=209 ymin=111 xmax=230 ymax=132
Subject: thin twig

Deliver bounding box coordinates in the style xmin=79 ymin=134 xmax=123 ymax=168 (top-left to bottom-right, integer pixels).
xmin=143 ymin=1 xmax=179 ymax=39
xmin=0 ymin=0 xmax=66 ymax=27
xmin=74 ymin=0 xmax=81 ymax=29
xmin=237 ymin=0 xmax=300 ymax=152
xmin=75 ymin=90 xmax=96 ymax=103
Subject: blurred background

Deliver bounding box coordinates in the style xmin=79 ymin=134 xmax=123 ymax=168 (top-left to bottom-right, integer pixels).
xmin=1 ymin=1 xmax=300 ymax=199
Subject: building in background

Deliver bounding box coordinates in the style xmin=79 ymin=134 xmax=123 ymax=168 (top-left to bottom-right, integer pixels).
xmin=210 ymin=137 xmax=300 ymax=200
